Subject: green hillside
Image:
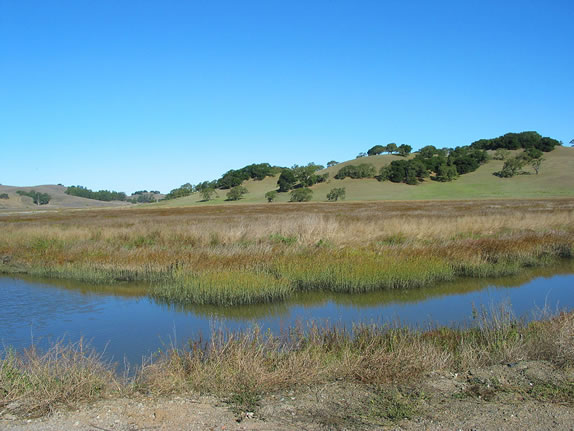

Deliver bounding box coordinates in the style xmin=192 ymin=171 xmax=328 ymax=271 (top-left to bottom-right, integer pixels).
xmin=156 ymin=146 xmax=574 ymax=207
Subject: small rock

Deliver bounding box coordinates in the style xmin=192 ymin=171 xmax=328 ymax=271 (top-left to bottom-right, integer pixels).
xmin=6 ymin=401 xmax=21 ymax=410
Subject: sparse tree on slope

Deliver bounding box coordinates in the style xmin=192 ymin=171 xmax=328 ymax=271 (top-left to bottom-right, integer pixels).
xmin=327 ymin=187 xmax=346 ymax=201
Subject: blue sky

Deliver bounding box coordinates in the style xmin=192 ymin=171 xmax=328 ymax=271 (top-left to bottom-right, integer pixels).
xmin=1 ymin=0 xmax=573 ymax=193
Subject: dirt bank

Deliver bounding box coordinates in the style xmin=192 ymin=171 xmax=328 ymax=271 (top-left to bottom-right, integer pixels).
xmin=3 ymin=360 xmax=573 ymax=431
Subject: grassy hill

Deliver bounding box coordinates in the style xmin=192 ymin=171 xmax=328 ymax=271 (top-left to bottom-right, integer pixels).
xmin=0 ymin=184 xmax=131 ymax=211
xmin=157 ymin=146 xmax=574 ymax=207
xmin=4 ymin=147 xmax=572 ymax=211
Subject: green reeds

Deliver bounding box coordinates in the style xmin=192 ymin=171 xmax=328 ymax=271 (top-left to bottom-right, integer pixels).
xmin=151 ymin=270 xmax=293 ymax=306
xmin=274 ymin=251 xmax=455 ymax=293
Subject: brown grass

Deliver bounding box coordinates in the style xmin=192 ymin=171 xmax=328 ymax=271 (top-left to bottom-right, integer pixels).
xmin=135 ymin=308 xmax=574 ymax=398
xmin=0 ymin=340 xmax=119 ymax=417
xmin=0 ymin=199 xmax=573 ymax=304
xmin=3 ymin=310 xmax=573 ymax=418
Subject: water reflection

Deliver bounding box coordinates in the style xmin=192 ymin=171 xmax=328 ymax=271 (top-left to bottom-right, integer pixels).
xmin=1 ymin=260 xmax=573 ymax=365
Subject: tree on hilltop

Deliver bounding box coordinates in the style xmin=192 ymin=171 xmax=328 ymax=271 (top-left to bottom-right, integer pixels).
xmin=367 ymin=145 xmax=386 ymax=156
xmin=397 ymin=144 xmax=412 ymax=157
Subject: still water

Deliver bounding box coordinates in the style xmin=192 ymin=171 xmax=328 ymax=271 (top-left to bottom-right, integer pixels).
xmin=1 ymin=261 xmax=573 ymax=365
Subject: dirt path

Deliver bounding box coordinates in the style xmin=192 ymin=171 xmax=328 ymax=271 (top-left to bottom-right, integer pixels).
xmin=2 ymin=360 xmax=573 ymax=430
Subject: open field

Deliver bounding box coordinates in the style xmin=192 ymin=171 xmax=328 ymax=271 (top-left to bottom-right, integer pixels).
xmin=2 ymin=310 xmax=574 ymax=429
xmin=1 ymin=198 xmax=573 ymax=305
xmin=156 ymin=146 xmax=574 ymax=206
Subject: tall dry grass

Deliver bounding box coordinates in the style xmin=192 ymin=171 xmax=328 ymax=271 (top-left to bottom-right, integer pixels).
xmin=1 ymin=199 xmax=573 ymax=305
xmin=136 ymin=308 xmax=574 ymax=397
xmin=2 ymin=311 xmax=573 ymax=417
xmin=0 ymin=340 xmax=118 ymax=417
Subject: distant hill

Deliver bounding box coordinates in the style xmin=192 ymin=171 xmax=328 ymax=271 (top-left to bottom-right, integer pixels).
xmin=0 ymin=184 xmax=131 ymax=211
xmin=156 ymin=146 xmax=574 ymax=207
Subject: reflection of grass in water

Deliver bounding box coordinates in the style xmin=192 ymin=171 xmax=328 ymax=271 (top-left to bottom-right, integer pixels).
xmin=152 ymin=260 xmax=574 ymax=320
xmin=12 ymin=274 xmax=151 ymax=298
xmin=9 ymin=259 xmax=574 ymax=321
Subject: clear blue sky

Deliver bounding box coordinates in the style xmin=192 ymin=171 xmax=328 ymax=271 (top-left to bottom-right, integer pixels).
xmin=1 ymin=0 xmax=573 ymax=193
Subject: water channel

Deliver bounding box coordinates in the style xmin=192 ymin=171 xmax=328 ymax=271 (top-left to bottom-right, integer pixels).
xmin=1 ymin=260 xmax=573 ymax=365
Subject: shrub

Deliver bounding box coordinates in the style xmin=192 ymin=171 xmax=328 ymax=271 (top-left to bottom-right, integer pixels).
xmin=495 ymin=156 xmax=527 ymax=178
xmin=289 ymin=188 xmax=313 ymax=202
xmin=226 ymin=186 xmax=248 ymax=201
xmin=200 ymin=188 xmax=217 ymax=201
xmin=0 ymin=193 xmax=8 ymax=199
xmin=335 ymin=163 xmax=376 ymax=179
xmin=265 ymin=191 xmax=278 ymax=202
xmin=493 ymin=148 xmax=510 ymax=160
xmin=327 ymin=187 xmax=346 ymax=201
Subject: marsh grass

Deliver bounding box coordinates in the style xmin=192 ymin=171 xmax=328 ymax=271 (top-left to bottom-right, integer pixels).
xmin=1 ymin=199 xmax=573 ymax=305
xmin=0 ymin=340 xmax=118 ymax=417
xmin=274 ymin=251 xmax=455 ymax=293
xmin=136 ymin=308 xmax=574 ymax=399
xmin=152 ymin=270 xmax=293 ymax=306
xmin=2 ymin=310 xmax=573 ymax=418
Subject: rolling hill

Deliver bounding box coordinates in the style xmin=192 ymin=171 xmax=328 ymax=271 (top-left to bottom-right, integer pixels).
xmin=3 ymin=146 xmax=572 ymax=212
xmin=156 ymin=146 xmax=574 ymax=207
xmin=0 ymin=184 xmax=131 ymax=211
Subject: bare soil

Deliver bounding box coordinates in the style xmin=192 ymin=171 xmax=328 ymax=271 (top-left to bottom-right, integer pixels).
xmin=2 ymin=360 xmax=573 ymax=431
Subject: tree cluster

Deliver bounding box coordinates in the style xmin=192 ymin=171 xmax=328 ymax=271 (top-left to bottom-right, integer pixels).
xmin=471 ymin=131 xmax=560 ymax=152
xmin=367 ymin=143 xmax=412 ymax=156
xmin=277 ymin=163 xmax=328 ymax=192
xmin=65 ymin=186 xmax=126 ymax=201
xmin=16 ymin=190 xmax=51 ymax=205
xmin=164 ymin=183 xmax=195 ymax=200
xmin=494 ymin=148 xmax=545 ymax=178
xmin=129 ymin=193 xmax=157 ymax=203
xmin=334 ymin=163 xmax=376 ymax=179
xmin=133 ymin=190 xmax=160 ymax=195
xmin=378 ymin=146 xmax=488 ymax=185
xmin=217 ymin=163 xmax=280 ymax=189
xmin=0 ymin=193 xmax=9 ymax=199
